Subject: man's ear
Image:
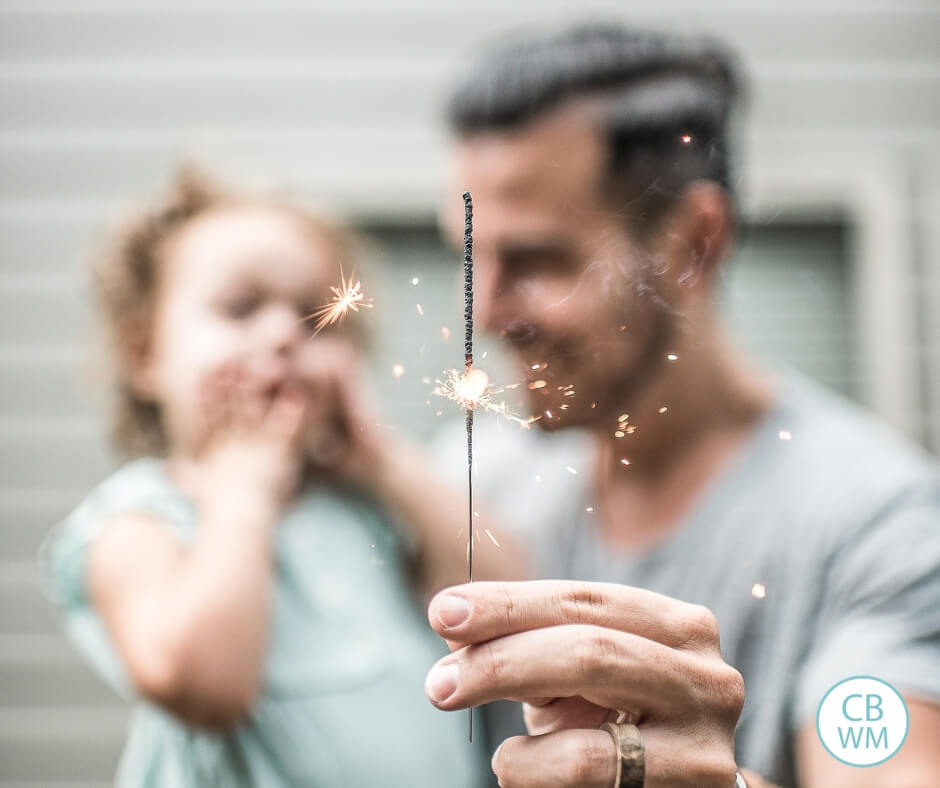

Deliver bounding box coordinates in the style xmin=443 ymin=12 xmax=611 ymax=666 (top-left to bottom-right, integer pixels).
xmin=663 ymin=181 xmax=734 ymax=291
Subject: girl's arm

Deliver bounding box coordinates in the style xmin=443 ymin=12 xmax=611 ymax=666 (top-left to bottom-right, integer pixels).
xmin=88 ymin=372 xmax=306 ymax=729
xmin=300 ymin=343 xmax=530 ymax=599
xmin=88 ymin=490 xmax=278 ymax=729
xmin=368 ymin=439 xmax=530 ymax=599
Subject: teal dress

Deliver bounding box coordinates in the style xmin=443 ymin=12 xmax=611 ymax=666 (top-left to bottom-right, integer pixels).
xmin=40 ymin=458 xmax=485 ymax=787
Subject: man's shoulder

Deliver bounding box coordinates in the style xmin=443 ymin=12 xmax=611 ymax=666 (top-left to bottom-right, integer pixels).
xmin=756 ymin=371 xmax=940 ymax=545
xmin=775 ymin=372 xmax=937 ymax=488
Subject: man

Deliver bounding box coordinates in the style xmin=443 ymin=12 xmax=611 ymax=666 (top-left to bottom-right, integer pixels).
xmin=423 ymin=23 xmax=940 ymax=787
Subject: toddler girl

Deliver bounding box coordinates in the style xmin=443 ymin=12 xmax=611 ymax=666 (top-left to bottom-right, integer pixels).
xmin=40 ymin=168 xmax=490 ymax=786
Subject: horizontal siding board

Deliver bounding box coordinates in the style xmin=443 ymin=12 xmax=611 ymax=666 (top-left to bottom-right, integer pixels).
xmin=0 ymin=707 xmax=125 ymax=781
xmin=0 ymin=9 xmax=937 ymax=62
xmin=1 ymin=68 xmax=937 ymax=132
xmin=0 ymin=430 xmax=114 ymax=489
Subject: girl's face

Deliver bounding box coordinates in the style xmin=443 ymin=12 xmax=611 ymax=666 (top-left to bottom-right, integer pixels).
xmin=136 ymin=206 xmax=351 ymax=457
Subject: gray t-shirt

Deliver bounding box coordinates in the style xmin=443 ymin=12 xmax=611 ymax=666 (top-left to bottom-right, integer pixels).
xmin=431 ymin=370 xmax=940 ymax=787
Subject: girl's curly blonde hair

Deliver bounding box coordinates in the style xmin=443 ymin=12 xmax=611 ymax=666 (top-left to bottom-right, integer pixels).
xmin=91 ymin=165 xmax=360 ymax=457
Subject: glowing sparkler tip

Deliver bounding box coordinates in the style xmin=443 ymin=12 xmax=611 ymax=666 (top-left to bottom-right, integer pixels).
xmin=751 ymin=583 xmax=767 ymax=599
xmin=456 ymin=368 xmax=490 ymax=403
xmin=433 ymin=367 xmax=533 ymax=428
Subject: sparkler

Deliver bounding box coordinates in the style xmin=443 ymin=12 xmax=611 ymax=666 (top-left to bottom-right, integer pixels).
xmin=462 ymin=191 xmax=475 ymax=742
xmin=303 ymin=267 xmax=373 ymax=335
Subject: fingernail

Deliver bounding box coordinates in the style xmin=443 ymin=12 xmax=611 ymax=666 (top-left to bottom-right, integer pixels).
xmin=425 ymin=662 xmax=459 ymax=703
xmin=437 ymin=594 xmax=472 ymax=629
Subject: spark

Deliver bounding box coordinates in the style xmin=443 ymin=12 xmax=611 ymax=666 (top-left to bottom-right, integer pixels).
xmin=441 ymin=327 xmax=451 ymax=339
xmin=534 ymin=474 xmax=542 ymax=482
xmin=528 ymin=379 xmax=547 ymax=390
xmin=666 ymin=353 xmax=678 ymax=361
xmin=779 ymin=430 xmax=792 ymax=441
xmin=620 ymin=458 xmax=631 ymax=466
xmin=304 ymin=267 xmax=373 ymax=335
xmin=681 ymin=133 xmax=693 ymax=145
xmin=658 ymin=406 xmax=668 ymax=414
xmin=411 ymin=276 xmax=420 ymax=285
xmin=485 ymin=529 xmax=500 ymax=547
xmin=545 ymin=409 xmax=553 ymax=419
xmin=433 ymin=367 xmax=535 ymax=428
xmin=416 ymin=303 xmax=424 ymax=316
xmin=751 ymin=583 xmax=766 ymax=599
xmin=565 ymin=465 xmax=578 ymax=475
xmin=614 ymin=430 xmax=625 ymax=438
xmin=586 ymin=506 xmax=594 ymax=513
xmin=392 ymin=364 xmax=405 ymax=378
xmin=618 ymin=413 xmax=630 ymax=422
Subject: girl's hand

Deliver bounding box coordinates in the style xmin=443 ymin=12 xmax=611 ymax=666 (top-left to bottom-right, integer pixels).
xmin=294 ymin=339 xmax=387 ymax=489
xmin=187 ymin=363 xmax=308 ymax=514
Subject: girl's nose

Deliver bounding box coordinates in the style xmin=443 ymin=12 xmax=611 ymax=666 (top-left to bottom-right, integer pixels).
xmin=260 ymin=303 xmax=302 ymax=355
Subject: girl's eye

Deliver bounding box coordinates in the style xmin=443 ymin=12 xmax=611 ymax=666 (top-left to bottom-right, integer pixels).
xmin=221 ymin=295 xmax=260 ymax=319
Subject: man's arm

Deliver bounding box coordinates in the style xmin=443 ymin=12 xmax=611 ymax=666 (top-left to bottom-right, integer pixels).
xmin=795 ymin=697 xmax=940 ymax=787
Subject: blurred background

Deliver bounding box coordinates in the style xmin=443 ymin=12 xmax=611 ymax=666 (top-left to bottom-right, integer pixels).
xmin=0 ymin=0 xmax=938 ymax=784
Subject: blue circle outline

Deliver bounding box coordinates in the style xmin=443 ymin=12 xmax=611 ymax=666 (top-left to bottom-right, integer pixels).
xmin=815 ymin=675 xmax=910 ymax=767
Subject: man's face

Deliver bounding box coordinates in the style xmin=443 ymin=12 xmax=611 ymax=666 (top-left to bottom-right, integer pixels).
xmin=444 ymin=110 xmax=677 ymax=429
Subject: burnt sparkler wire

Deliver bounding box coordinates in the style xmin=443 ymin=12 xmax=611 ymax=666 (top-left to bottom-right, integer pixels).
xmin=462 ymin=190 xmax=474 ymax=742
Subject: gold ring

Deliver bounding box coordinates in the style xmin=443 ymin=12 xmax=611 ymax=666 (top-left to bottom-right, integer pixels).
xmin=601 ymin=722 xmax=645 ymax=788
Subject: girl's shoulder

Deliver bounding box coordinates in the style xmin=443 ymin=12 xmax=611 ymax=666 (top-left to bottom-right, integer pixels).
xmin=39 ymin=458 xmax=192 ymax=609
xmin=37 ymin=458 xmax=191 ymax=697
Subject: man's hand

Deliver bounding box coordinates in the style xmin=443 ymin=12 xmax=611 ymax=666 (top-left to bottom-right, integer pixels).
xmin=424 ymin=580 xmax=746 ymax=787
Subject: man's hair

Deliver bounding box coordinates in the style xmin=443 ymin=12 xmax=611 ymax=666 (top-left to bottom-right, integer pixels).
xmin=447 ymin=22 xmax=741 ymax=237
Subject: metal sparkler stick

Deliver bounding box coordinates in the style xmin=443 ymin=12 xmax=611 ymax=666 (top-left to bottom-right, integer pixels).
xmin=462 ymin=190 xmax=474 ymax=742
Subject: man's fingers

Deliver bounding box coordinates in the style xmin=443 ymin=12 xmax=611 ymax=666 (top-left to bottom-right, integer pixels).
xmin=429 ymin=580 xmax=720 ymax=650
xmin=425 ymin=624 xmax=695 ymax=715
xmin=491 ymin=730 xmax=617 ymax=788
xmin=524 ymin=696 xmax=617 ymax=735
